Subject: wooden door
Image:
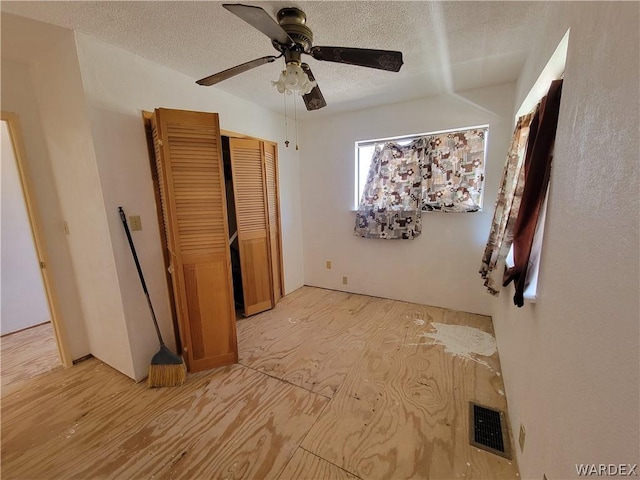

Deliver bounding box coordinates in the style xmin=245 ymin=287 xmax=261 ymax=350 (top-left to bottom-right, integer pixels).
xmin=151 ymin=108 xmax=237 ymax=372
xmin=229 ymin=138 xmax=274 ymax=316
xmin=263 ymin=142 xmax=284 ymax=304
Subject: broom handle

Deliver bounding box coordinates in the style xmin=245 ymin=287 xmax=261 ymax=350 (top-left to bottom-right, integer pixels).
xmin=118 ymin=207 xmax=165 ymax=346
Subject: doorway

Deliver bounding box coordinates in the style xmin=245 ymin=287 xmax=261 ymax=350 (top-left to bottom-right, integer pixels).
xmin=0 ymin=114 xmax=70 ymax=388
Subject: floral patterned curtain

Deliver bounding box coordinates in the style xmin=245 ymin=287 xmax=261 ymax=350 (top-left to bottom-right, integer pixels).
xmin=354 ymin=128 xmax=488 ymax=240
xmin=422 ymin=129 xmax=488 ymax=213
xmin=354 ymin=138 xmax=425 ymax=239
xmin=479 ymin=111 xmax=536 ymax=294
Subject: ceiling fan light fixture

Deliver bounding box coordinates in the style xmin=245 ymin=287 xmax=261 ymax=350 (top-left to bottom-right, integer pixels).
xmin=272 ymin=62 xmax=316 ymax=95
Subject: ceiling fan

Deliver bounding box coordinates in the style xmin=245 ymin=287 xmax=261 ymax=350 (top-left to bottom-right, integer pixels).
xmin=196 ymin=4 xmax=404 ymax=111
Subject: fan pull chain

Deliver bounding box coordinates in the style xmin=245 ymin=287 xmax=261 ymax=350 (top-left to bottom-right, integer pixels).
xmin=294 ymin=93 xmax=299 ymax=151
xmin=283 ymin=92 xmax=290 ymax=148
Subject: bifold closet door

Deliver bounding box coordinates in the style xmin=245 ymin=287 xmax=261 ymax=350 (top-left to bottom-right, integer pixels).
xmin=263 ymin=142 xmax=283 ymax=304
xmin=151 ymin=108 xmax=237 ymax=372
xmin=229 ymin=138 xmax=274 ymax=316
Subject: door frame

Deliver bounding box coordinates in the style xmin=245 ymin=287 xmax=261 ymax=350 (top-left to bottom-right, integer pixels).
xmin=141 ymin=111 xmax=182 ymax=353
xmin=1 ymin=111 xmax=73 ymax=367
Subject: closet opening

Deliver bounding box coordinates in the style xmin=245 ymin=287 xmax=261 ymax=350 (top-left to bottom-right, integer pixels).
xmin=221 ymin=135 xmax=244 ymax=316
xmin=143 ymin=108 xmax=284 ymax=372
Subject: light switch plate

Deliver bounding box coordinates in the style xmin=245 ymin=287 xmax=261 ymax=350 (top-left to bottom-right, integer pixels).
xmin=129 ymin=215 xmax=142 ymax=231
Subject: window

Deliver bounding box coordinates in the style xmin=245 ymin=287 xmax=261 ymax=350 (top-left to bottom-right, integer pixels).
xmin=355 ymin=126 xmax=489 ymax=211
xmin=355 ymin=143 xmax=375 ymax=208
xmin=512 ymin=29 xmax=569 ymax=302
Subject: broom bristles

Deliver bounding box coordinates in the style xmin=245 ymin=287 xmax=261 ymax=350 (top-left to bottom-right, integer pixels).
xmin=148 ymin=345 xmax=187 ymax=387
xmin=148 ymin=363 xmax=187 ymax=387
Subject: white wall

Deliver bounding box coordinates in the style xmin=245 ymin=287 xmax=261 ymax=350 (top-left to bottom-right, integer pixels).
xmin=492 ymin=2 xmax=640 ymax=478
xmin=0 ymin=58 xmax=88 ymax=358
xmin=29 ymin=34 xmax=135 ymax=378
xmin=1 ymin=19 xmax=304 ymax=381
xmin=299 ymin=83 xmax=515 ymax=315
xmin=73 ymin=33 xmax=305 ymax=380
xmin=0 ymin=122 xmax=49 ymax=335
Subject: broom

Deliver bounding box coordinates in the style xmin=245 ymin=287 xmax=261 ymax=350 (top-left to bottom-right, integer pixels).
xmin=118 ymin=207 xmax=186 ymax=387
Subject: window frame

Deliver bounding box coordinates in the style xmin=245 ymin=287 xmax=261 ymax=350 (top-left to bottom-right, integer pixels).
xmin=508 ymin=29 xmax=569 ymax=302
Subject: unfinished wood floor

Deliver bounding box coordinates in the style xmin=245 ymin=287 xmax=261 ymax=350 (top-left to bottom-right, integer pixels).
xmin=1 ymin=287 xmax=519 ymax=479
xmin=1 ymin=322 xmax=61 ymax=393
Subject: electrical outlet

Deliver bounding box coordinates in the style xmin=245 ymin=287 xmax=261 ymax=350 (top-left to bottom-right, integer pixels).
xmin=519 ymin=424 xmax=526 ymax=452
xmin=326 ymin=260 xmax=332 ymax=269
xmin=129 ymin=215 xmax=142 ymax=231
xmin=342 ymin=276 xmax=348 ymax=285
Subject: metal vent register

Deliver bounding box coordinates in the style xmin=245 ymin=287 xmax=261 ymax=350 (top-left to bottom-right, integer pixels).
xmin=469 ymin=402 xmax=512 ymax=459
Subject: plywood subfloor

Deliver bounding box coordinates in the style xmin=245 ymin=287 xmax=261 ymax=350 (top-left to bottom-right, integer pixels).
xmin=1 ymin=287 xmax=519 ymax=479
xmin=0 ymin=322 xmax=61 ymax=393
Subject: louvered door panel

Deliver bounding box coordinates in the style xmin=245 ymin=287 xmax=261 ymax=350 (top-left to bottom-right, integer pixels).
xmin=153 ymin=108 xmax=237 ymax=372
xmin=229 ymin=138 xmax=274 ymax=316
xmin=264 ymin=142 xmax=283 ymax=304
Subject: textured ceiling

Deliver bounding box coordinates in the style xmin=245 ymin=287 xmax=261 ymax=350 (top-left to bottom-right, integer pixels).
xmin=1 ymin=1 xmax=546 ymax=117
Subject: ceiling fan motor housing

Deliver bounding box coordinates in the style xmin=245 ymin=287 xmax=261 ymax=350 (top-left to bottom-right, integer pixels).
xmin=275 ymin=7 xmax=313 ymax=53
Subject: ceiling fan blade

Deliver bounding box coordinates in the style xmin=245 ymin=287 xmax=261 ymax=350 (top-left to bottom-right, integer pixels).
xmin=223 ymin=4 xmax=294 ymax=46
xmin=301 ymin=64 xmax=327 ymax=111
xmin=310 ymin=46 xmax=403 ymax=72
xmin=196 ymin=55 xmax=279 ymax=86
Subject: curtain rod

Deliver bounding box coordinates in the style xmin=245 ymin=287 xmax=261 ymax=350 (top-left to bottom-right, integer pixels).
xmin=356 ymin=124 xmax=489 ymax=148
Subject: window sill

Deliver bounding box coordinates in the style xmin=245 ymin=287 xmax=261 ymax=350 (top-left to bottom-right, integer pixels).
xmin=505 ymin=254 xmax=538 ymax=303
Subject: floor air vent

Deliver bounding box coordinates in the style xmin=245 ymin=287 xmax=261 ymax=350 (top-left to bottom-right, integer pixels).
xmin=469 ymin=402 xmax=511 ymax=459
